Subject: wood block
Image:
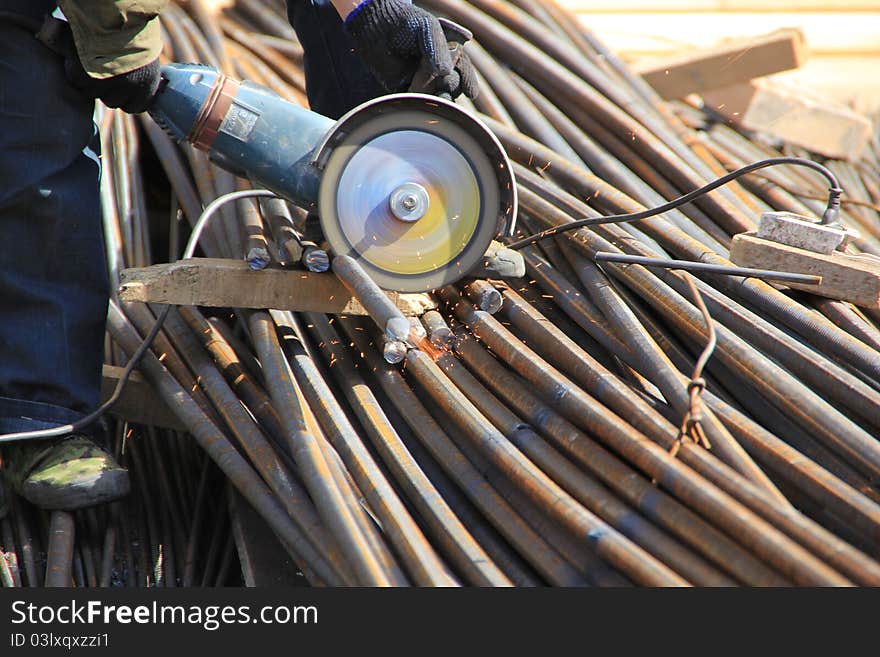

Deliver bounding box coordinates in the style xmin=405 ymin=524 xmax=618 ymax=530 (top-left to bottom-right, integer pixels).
xmin=730 ymin=232 xmax=880 ymax=308
xmin=100 ymin=365 xmax=185 ymax=431
xmin=117 ymin=258 xmax=436 ymax=316
xmin=702 ymin=78 xmax=873 ymax=160
xmin=635 ymin=28 xmax=806 ymax=99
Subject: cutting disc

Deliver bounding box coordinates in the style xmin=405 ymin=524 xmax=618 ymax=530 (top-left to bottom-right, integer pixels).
xmin=318 ymin=100 xmax=509 ymax=292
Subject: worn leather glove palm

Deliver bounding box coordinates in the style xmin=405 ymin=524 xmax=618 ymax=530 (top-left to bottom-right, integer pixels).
xmin=344 ymin=0 xmax=478 ymax=99
xmin=64 ymin=56 xmax=161 ymax=114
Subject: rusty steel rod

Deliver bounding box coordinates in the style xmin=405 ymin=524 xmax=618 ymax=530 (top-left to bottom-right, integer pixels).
xmin=344 ymin=321 xmax=545 ymax=586
xmin=45 ymin=511 xmax=75 ymax=588
xmin=463 ymin=279 xmax=505 ymax=314
xmin=164 ymin=307 xmax=353 ymax=581
xmin=355 ymin=331 xmax=589 ymax=585
xmin=333 ymin=255 xmax=411 ymax=343
xmin=0 ymin=517 xmax=21 ymax=588
xmin=108 ymin=302 xmax=342 ymax=586
xmin=259 ymin=197 xmax=305 ymax=266
xmin=317 ymin=314 xmax=513 ymax=586
xmin=435 ymin=347 xmax=735 ymax=586
xmin=405 ymin=347 xmax=690 ymax=586
xmin=441 ymin=290 xmax=857 ymax=585
xmin=450 ymin=329 xmax=789 ymax=586
xmin=516 ymin=184 xmax=880 ymax=485
xmin=421 ymin=310 xmax=454 ymax=349
xmin=12 ymin=498 xmax=39 ymax=587
xmin=280 ymin=311 xmax=461 ymax=585
xmin=454 ymin=318 xmax=880 ymax=585
xmin=557 ymin=242 xmax=787 ymax=501
xmin=247 ymin=310 xmax=391 ymax=586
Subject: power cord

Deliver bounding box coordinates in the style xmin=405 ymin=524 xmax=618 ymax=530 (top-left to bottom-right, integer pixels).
xmin=506 ymin=157 xmax=843 ymax=251
xmin=0 ymin=189 xmax=279 ymax=443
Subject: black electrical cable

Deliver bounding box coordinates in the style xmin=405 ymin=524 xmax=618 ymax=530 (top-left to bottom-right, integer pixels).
xmin=506 ymin=157 xmax=844 ymax=251
xmin=79 ymin=304 xmax=173 ymax=427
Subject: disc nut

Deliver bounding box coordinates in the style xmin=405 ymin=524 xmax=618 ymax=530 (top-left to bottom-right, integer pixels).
xmin=389 ymin=182 xmax=430 ymax=223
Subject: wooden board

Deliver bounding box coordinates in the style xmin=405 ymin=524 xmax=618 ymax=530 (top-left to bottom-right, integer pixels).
xmin=118 ymin=258 xmax=436 ymax=316
xmin=730 ymin=232 xmax=880 ymax=308
xmin=100 ymin=365 xmax=185 ymax=431
xmin=634 ymin=28 xmax=806 ymax=99
xmin=701 ymin=78 xmax=873 ymax=160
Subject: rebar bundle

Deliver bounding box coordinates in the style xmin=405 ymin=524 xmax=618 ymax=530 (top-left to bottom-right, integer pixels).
xmin=3 ymin=0 xmax=880 ymax=587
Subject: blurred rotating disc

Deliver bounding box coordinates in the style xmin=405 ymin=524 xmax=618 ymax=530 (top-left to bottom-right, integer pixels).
xmin=319 ymin=107 xmax=502 ymax=292
xmin=334 ymin=130 xmax=479 ymax=273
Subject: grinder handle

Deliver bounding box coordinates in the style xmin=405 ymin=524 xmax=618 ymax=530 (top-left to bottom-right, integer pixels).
xmin=408 ymin=17 xmax=473 ymax=100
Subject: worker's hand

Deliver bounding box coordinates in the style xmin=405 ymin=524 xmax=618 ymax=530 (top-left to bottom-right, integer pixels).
xmin=35 ymin=14 xmax=163 ymax=114
xmin=343 ymin=0 xmax=478 ymax=99
xmin=64 ymin=57 xmax=162 ymax=114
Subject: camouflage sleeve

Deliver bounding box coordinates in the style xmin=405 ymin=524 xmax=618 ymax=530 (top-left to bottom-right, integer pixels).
xmin=58 ymin=0 xmax=169 ymax=79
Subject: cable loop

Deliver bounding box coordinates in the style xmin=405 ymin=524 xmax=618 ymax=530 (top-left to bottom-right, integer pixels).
xmin=669 ymin=277 xmax=716 ymax=458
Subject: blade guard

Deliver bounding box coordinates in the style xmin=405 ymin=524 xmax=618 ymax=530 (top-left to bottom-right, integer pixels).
xmin=312 ymin=93 xmax=517 ymax=240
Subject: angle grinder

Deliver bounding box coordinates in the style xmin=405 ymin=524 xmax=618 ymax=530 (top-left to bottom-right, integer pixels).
xmin=149 ymin=59 xmax=518 ymax=292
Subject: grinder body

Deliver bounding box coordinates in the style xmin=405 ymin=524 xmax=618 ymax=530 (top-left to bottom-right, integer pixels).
xmin=150 ymin=63 xmax=332 ymax=210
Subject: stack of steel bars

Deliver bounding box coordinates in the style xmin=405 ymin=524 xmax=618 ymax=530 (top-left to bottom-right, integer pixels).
xmin=3 ymin=0 xmax=880 ymax=587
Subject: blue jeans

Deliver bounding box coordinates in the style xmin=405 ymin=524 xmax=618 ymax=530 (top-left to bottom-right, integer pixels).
xmin=288 ymin=0 xmax=387 ymax=119
xmin=0 ymin=20 xmax=107 ymax=434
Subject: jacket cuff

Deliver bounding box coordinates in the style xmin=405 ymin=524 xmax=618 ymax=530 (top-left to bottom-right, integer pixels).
xmin=59 ymin=0 xmax=167 ymax=79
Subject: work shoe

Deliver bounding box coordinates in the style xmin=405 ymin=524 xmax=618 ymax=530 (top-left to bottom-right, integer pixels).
xmin=0 ymin=434 xmax=129 ymax=511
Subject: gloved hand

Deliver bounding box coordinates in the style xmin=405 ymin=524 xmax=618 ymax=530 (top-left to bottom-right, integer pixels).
xmin=64 ymin=56 xmax=162 ymax=114
xmin=343 ymin=0 xmax=478 ymax=99
xmin=37 ymin=15 xmax=162 ymax=114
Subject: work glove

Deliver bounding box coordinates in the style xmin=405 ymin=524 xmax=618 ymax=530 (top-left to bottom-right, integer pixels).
xmin=64 ymin=56 xmax=162 ymax=115
xmin=343 ymin=0 xmax=479 ymax=99
xmin=37 ymin=15 xmax=162 ymax=114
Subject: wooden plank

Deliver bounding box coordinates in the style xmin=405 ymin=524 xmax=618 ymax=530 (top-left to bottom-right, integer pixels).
xmin=100 ymin=365 xmax=185 ymax=431
xmin=702 ymin=78 xmax=873 ymax=160
xmin=117 ymin=258 xmax=436 ymax=316
xmin=730 ymin=233 xmax=880 ymax=308
xmin=634 ymin=28 xmax=806 ymax=99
